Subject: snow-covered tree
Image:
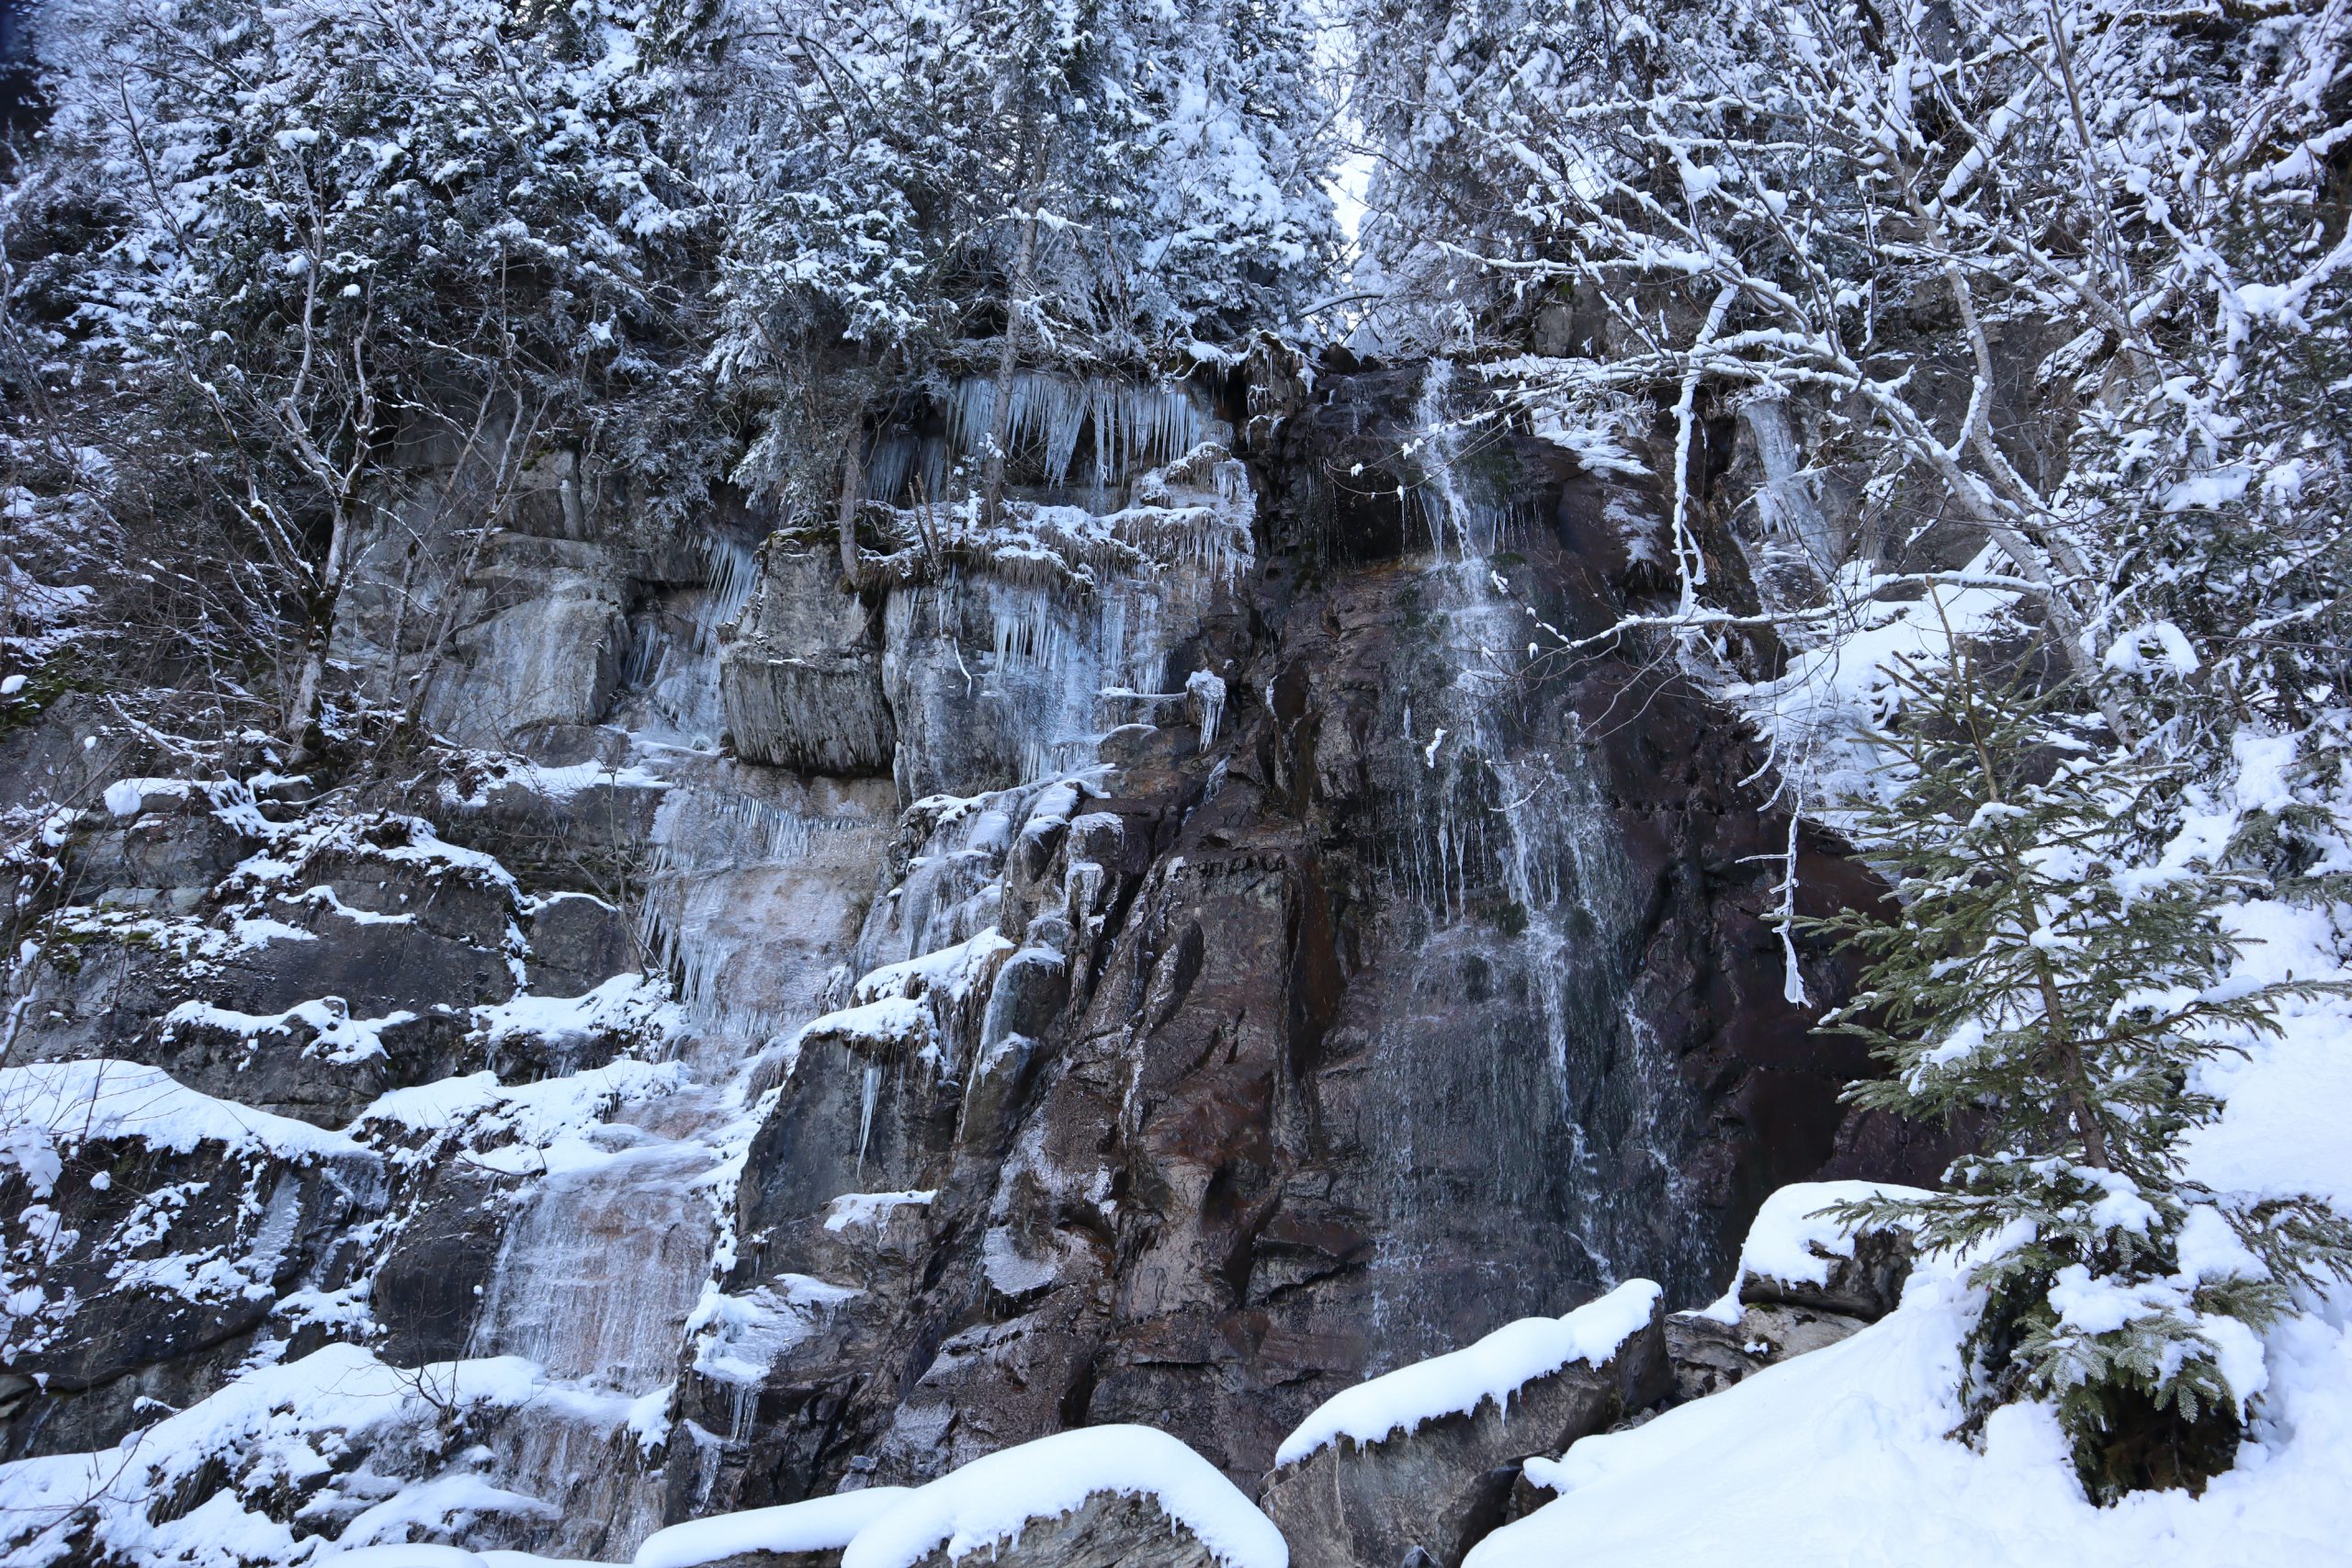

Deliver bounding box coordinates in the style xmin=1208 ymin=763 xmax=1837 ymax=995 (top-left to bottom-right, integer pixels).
xmin=1352 ymin=0 xmax=2351 ymax=761
xmin=12 ymin=0 xmax=713 ymax=747
xmin=706 ymin=0 xmax=1340 ymax=520
xmin=1812 ymin=647 xmax=2352 ymax=1496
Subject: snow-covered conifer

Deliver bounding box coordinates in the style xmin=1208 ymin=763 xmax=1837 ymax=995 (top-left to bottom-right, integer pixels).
xmin=1813 ymin=646 xmax=2352 ymax=1497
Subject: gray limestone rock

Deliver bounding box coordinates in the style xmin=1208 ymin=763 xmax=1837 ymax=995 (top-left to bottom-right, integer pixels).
xmin=420 ymin=534 xmax=633 ymax=748
xmin=901 ymin=1490 xmax=1220 ymax=1568
xmin=720 ymin=548 xmax=896 ymax=774
xmin=1663 ymin=1301 xmax=1872 ymax=1404
xmin=527 ymin=891 xmax=638 ymax=998
xmin=0 ymin=1127 xmax=385 ymax=1461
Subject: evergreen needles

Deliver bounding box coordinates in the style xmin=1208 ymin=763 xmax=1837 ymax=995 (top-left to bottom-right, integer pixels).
xmin=1809 ymin=643 xmax=2352 ymax=1500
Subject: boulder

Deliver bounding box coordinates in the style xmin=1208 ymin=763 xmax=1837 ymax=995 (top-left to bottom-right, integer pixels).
xmin=1736 ymin=1218 xmax=1913 ymax=1321
xmin=900 ymin=1491 xmax=1219 ymax=1568
xmin=719 ymin=548 xmax=896 ymax=774
xmin=1260 ymin=1283 xmax=1670 ymax=1568
xmin=840 ymin=1426 xmax=1284 ymax=1568
xmin=1662 ymin=1303 xmax=1869 ymax=1403
xmin=1732 ymin=1181 xmax=1918 ymax=1322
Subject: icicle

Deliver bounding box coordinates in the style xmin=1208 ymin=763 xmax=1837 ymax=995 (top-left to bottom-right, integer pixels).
xmin=692 ymin=536 xmax=759 ymax=650
xmin=856 ymin=1060 xmax=883 ymax=1172
xmin=621 ymin=615 xmax=665 ymax=689
xmin=1186 ymin=670 xmax=1227 ymax=751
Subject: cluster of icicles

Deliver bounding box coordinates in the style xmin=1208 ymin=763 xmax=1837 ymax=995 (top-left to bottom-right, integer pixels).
xmin=864 ymin=372 xmax=1216 ymax=509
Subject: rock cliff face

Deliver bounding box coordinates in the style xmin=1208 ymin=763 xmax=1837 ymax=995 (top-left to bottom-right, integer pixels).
xmin=0 ymin=356 xmax=1917 ymax=1562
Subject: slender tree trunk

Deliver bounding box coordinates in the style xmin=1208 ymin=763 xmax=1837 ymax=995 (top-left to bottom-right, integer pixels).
xmin=839 ymin=431 xmax=865 ymax=588
xmin=982 ymin=130 xmax=1045 ymax=528
xmin=282 ymin=504 xmax=356 ymax=760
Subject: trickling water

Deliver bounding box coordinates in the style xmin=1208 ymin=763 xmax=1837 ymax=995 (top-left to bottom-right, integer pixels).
xmin=451 ymin=534 xmax=900 ymax=1555
xmin=1354 ymin=360 xmax=1715 ymax=1364
xmin=469 ymin=1144 xmax=718 ymax=1389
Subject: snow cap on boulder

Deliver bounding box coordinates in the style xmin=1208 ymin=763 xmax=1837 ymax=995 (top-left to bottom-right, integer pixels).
xmin=839 ymin=1426 xmax=1286 ymax=1568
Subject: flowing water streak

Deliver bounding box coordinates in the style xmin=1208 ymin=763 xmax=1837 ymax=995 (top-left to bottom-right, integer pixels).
xmin=1374 ymin=359 xmax=1713 ymax=1312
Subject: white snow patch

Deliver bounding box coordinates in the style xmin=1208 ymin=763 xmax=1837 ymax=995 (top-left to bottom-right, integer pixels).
xmin=824 ymin=1190 xmax=937 ymax=1232
xmin=0 ymin=1058 xmax=371 ymax=1163
xmin=1735 ymin=1179 xmax=1928 ymax=1291
xmin=163 ymin=997 xmax=417 ymax=1066
xmin=474 ymin=973 xmax=677 ymax=1055
xmin=636 ymin=1488 xmax=913 ymax=1568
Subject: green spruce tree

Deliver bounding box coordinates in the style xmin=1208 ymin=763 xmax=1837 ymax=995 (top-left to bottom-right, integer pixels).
xmin=1810 ymin=641 xmax=2352 ymax=1501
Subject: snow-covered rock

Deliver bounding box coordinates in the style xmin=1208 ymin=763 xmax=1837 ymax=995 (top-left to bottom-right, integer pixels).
xmin=635 ymin=1488 xmax=913 ymax=1568
xmin=839 ymin=1426 xmax=1285 ymax=1568
xmin=1261 ymin=1281 xmax=1667 ymax=1568
xmin=1723 ymin=1179 xmax=1924 ymax=1321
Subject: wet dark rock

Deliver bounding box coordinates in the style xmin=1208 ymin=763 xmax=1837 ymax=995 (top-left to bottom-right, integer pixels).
xmin=1257 ymin=1300 xmax=1669 ymax=1568
xmin=695 ymin=365 xmax=1910 ymax=1514
xmin=371 ymin=1159 xmax=516 ymax=1364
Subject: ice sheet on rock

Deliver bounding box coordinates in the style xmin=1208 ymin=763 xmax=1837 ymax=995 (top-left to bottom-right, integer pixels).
xmin=468 ymin=1142 xmax=718 ymax=1390
xmin=0 ymin=1058 xmax=375 ymax=1166
xmin=851 ymin=931 xmax=1015 ymax=1010
xmin=1274 ymin=1280 xmax=1661 ymax=1466
xmin=839 ymin=1425 xmax=1287 ymax=1568
xmin=979 ymin=1224 xmax=1061 ymax=1296
xmin=684 ymin=1274 xmax=862 ymax=1386
xmin=1186 ymin=669 xmax=1227 ymax=750
xmin=635 ymin=1488 xmax=914 ymax=1568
